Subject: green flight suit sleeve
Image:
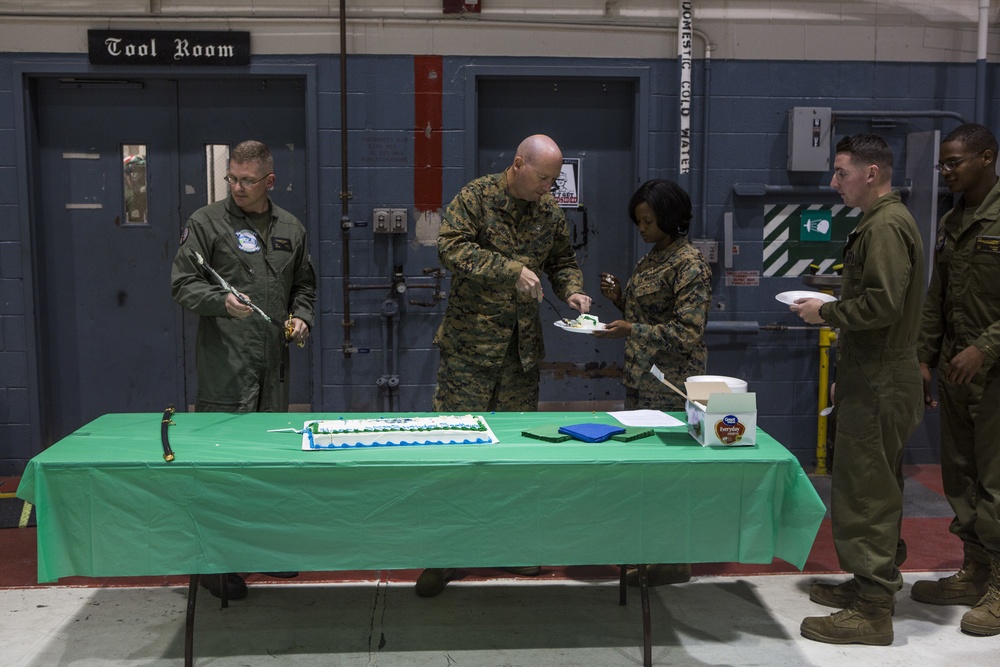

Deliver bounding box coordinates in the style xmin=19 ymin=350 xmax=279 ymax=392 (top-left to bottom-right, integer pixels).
xmin=918 ymin=254 xmax=946 ymax=368
xmin=287 ymin=250 xmax=317 ymax=330
xmin=171 ymin=215 xmax=231 ymax=318
xmin=821 ymin=213 xmax=919 ymax=332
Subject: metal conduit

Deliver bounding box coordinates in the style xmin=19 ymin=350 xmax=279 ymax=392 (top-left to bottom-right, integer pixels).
xmin=705 ymin=321 xmax=760 ymax=335
xmin=338 ymin=0 xmax=355 ymax=357
xmin=832 ymin=109 xmax=967 ymax=125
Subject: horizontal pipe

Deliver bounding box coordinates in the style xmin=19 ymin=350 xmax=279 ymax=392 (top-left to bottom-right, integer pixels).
xmin=833 ymin=109 xmax=967 ymax=124
xmin=706 ymin=320 xmax=759 ymax=335
xmin=732 ymin=184 xmax=916 ymax=197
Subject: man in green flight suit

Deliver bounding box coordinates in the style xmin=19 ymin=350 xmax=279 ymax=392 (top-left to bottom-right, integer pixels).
xmin=172 ymin=139 xmax=316 ymax=414
xmin=912 ymin=123 xmax=1000 ymax=636
xmin=171 ymin=140 xmax=316 ymax=600
xmin=418 ymin=134 xmax=591 ymax=597
xmin=791 ymin=134 xmax=924 ymax=646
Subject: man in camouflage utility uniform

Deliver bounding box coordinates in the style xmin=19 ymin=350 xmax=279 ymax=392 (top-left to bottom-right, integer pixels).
xmin=432 ymin=134 xmax=591 ymax=413
xmin=418 ymin=134 xmax=591 ymax=598
xmin=912 ymin=123 xmax=1000 ymax=636
xmin=792 ymin=134 xmax=924 ymax=646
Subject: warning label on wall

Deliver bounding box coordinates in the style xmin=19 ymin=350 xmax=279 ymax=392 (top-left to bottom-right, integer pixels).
xmin=725 ymin=270 xmax=760 ymax=286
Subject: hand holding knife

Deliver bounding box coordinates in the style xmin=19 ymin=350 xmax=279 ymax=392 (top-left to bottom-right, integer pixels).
xmin=192 ymin=251 xmax=277 ymax=326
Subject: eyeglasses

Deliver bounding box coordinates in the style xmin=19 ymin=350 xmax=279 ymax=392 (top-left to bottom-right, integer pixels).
xmin=224 ymin=173 xmax=272 ymax=188
xmin=935 ymin=151 xmax=983 ymax=173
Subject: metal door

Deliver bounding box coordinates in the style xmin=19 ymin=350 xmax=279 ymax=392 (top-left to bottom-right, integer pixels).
xmin=476 ymin=77 xmax=638 ymax=405
xmin=175 ymin=77 xmax=309 ymax=411
xmin=33 ymin=76 xmax=308 ymax=447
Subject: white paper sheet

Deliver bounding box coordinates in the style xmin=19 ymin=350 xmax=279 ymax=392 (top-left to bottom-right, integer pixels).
xmin=607 ymin=409 xmax=685 ymax=428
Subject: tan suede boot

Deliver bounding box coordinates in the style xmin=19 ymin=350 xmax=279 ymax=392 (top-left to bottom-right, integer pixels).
xmin=800 ymin=595 xmax=894 ymax=645
xmin=960 ymin=555 xmax=1000 ymax=636
xmin=809 ymin=578 xmax=895 ymax=615
xmin=911 ymin=542 xmax=990 ymax=606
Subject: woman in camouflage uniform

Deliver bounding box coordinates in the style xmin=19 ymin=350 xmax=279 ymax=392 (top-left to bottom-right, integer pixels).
xmin=595 ymin=179 xmax=712 ymax=411
xmin=595 ymin=179 xmax=712 ymax=588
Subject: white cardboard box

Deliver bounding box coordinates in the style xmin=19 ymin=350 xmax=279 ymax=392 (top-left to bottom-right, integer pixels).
xmin=683 ymin=380 xmax=757 ymax=447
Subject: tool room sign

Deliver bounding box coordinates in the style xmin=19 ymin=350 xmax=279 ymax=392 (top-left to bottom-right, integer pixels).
xmin=88 ymin=30 xmax=251 ymax=67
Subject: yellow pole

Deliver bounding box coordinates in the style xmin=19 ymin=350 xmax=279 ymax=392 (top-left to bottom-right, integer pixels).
xmin=815 ymin=325 xmax=837 ymax=475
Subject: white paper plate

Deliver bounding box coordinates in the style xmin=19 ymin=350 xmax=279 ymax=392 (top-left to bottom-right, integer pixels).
xmin=775 ymin=290 xmax=838 ymax=305
xmin=554 ymin=320 xmax=606 ymax=334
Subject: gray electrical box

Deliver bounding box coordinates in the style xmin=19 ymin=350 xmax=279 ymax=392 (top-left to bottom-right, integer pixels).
xmin=787 ymin=106 xmax=832 ymax=172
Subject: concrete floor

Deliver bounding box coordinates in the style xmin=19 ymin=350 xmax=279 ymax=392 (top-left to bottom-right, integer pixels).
xmin=2 ymin=572 xmax=998 ymax=667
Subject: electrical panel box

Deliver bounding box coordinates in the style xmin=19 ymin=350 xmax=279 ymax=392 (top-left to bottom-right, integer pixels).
xmin=373 ymin=208 xmax=407 ymax=234
xmin=389 ymin=208 xmax=407 ymax=234
xmin=787 ymin=107 xmax=832 ymax=172
xmin=691 ymin=239 xmax=718 ymax=264
xmin=373 ymin=208 xmax=391 ymax=234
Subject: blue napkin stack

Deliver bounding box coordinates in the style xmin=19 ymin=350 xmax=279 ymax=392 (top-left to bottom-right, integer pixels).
xmin=557 ymin=423 xmax=627 ymax=443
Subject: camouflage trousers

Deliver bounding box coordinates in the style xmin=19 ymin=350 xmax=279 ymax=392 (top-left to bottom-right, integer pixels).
xmin=433 ymin=337 xmax=539 ymax=412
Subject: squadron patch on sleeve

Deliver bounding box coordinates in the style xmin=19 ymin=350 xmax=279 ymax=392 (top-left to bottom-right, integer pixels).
xmin=936 ymin=228 xmax=948 ymax=253
xmin=179 ymin=227 xmax=189 ymax=246
xmin=235 ymin=229 xmax=261 ymax=253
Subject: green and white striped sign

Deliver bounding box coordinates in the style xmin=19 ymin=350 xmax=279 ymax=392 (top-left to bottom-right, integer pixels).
xmin=763 ymin=204 xmax=861 ymax=277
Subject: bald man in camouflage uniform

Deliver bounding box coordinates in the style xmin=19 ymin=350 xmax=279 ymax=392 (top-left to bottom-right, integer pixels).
xmin=417 ymin=135 xmax=590 ymax=598
xmin=432 ymin=134 xmax=591 ymax=413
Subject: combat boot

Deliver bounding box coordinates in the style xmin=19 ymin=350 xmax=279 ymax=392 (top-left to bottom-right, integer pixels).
xmin=809 ymin=578 xmax=895 ymax=615
xmin=911 ymin=541 xmax=990 ymax=606
xmin=810 ymin=579 xmax=857 ymax=609
xmin=800 ymin=595 xmax=894 ymax=646
xmin=960 ymin=554 xmax=1000 ymax=636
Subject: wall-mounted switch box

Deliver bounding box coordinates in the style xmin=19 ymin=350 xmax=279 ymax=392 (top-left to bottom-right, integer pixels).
xmin=692 ymin=238 xmax=719 ymax=264
xmin=373 ymin=208 xmax=391 ymax=233
xmin=787 ymin=106 xmax=832 ymax=172
xmin=389 ymin=208 xmax=407 ymax=234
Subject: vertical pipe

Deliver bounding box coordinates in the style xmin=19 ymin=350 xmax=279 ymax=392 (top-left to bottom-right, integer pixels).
xmin=391 ymin=313 xmax=400 ymax=412
xmin=975 ymin=0 xmax=989 ymax=124
xmin=387 ymin=237 xmax=398 ymax=412
xmin=699 ymin=42 xmax=712 ymax=237
xmin=815 ymin=326 xmax=837 ymax=475
xmin=677 ymin=0 xmax=693 ymax=194
xmin=339 ymin=0 xmax=354 ymax=357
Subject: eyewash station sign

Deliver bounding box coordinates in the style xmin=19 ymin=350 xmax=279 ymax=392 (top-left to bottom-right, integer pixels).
xmin=88 ymin=30 xmax=251 ymax=66
xmin=763 ymin=204 xmax=860 ymax=277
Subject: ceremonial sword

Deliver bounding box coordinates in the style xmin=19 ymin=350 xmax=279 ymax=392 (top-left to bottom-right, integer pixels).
xmin=192 ymin=251 xmax=279 ymax=326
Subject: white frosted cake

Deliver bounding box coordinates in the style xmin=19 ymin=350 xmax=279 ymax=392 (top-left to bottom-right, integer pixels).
xmin=301 ymin=414 xmax=499 ymax=450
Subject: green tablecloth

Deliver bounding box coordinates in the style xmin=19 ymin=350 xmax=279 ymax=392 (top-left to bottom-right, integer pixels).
xmin=17 ymin=412 xmax=826 ymax=583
